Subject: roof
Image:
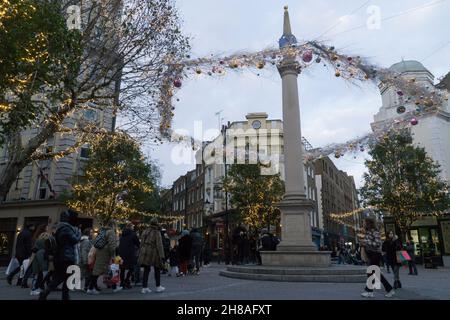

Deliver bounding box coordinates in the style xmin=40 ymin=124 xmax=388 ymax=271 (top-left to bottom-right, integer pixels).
xmin=436 ymin=72 xmax=450 ymax=90
xmin=389 ymin=60 xmax=430 ymax=74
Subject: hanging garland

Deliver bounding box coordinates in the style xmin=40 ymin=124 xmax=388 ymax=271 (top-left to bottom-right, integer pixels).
xmin=156 ymin=40 xmax=448 ymax=161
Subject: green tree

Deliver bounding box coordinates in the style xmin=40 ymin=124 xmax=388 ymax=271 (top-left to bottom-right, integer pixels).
xmin=360 ymin=129 xmax=450 ymax=236
xmin=223 ymin=164 xmax=284 ymax=232
xmin=0 ymin=0 xmax=189 ymax=200
xmin=66 ymin=132 xmax=156 ymax=224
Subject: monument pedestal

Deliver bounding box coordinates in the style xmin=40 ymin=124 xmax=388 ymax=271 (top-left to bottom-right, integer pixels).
xmin=261 ymin=195 xmax=331 ymax=267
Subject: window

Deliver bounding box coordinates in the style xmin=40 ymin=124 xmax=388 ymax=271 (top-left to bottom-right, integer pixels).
xmin=83 ymin=109 xmax=97 ymax=121
xmin=37 ymin=175 xmax=48 ymax=200
xmin=80 ymin=146 xmax=90 ymax=159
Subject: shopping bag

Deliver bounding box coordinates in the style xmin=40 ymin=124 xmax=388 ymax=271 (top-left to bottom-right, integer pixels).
xmin=88 ymin=247 xmax=97 ymax=270
xmin=106 ymin=262 xmax=120 ymax=285
xmin=19 ymin=259 xmax=30 ymax=278
xmin=5 ymin=258 xmax=19 ymax=275
xmin=396 ymin=250 xmax=410 ymax=265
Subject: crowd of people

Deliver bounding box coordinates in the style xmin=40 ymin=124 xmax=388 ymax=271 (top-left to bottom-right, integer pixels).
xmin=4 ymin=210 xmax=218 ymax=300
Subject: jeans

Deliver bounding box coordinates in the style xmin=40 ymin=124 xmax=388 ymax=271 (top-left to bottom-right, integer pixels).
xmin=120 ymin=266 xmax=133 ymax=286
xmin=364 ymin=251 xmax=393 ymax=293
xmin=383 ymin=254 xmax=390 ymax=272
xmin=191 ymin=246 xmax=202 ymax=271
xmin=40 ymin=261 xmax=72 ymax=300
xmin=392 ymin=264 xmax=400 ymax=282
xmin=142 ymin=265 xmax=160 ymax=288
xmin=408 ymin=260 xmax=418 ymax=275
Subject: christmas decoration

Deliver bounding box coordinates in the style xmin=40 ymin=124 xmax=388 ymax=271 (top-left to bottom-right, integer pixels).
xmin=301 ymin=50 xmax=313 ymax=63
xmin=410 ymin=118 xmax=418 ymax=125
xmin=397 ymin=106 xmax=406 ymax=114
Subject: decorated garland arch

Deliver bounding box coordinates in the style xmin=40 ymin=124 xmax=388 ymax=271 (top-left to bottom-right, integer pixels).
xmin=156 ymin=40 xmax=449 ymax=160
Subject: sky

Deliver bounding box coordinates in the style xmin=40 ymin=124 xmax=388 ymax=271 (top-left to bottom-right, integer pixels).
xmin=145 ymin=0 xmax=450 ymax=189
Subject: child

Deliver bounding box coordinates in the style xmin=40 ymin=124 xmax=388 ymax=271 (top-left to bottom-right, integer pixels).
xmin=169 ymin=245 xmax=179 ymax=277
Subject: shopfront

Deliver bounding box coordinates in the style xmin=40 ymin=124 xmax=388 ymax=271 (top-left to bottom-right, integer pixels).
xmin=384 ymin=215 xmax=450 ymax=267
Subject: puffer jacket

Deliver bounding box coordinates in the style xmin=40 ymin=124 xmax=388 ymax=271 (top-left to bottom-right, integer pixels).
xmin=55 ymin=221 xmax=81 ymax=264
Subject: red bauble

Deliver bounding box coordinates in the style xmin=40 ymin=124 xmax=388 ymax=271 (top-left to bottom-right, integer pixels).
xmin=410 ymin=118 xmax=418 ymax=125
xmin=301 ymin=50 xmax=313 ymax=63
xmin=173 ymin=79 xmax=182 ymax=88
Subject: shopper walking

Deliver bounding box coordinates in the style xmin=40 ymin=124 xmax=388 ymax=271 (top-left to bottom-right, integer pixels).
xmin=382 ymin=237 xmax=391 ymax=273
xmin=118 ymin=223 xmax=140 ymax=289
xmin=79 ymin=228 xmax=93 ymax=292
xmin=190 ymin=228 xmax=203 ymax=274
xmin=178 ymin=229 xmax=192 ymax=276
xmin=406 ymin=240 xmax=418 ymax=275
xmin=29 ymin=225 xmax=52 ymax=295
xmin=138 ymin=218 xmax=165 ymax=293
xmin=359 ymin=218 xmax=395 ymax=298
xmin=7 ymin=224 xmax=35 ymax=286
xmin=386 ymin=231 xmax=403 ymax=289
xmin=39 ymin=210 xmax=81 ymax=300
xmin=87 ymin=219 xmax=119 ymax=294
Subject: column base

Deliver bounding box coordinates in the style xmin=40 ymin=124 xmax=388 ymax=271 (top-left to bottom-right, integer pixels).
xmin=261 ymin=251 xmax=331 ymax=267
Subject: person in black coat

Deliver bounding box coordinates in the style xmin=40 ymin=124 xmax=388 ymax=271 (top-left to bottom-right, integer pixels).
xmin=190 ymin=228 xmax=203 ymax=273
xmin=118 ymin=223 xmax=140 ymax=288
xmin=177 ymin=230 xmax=192 ymax=276
xmin=39 ymin=210 xmax=81 ymax=300
xmin=386 ymin=231 xmax=403 ymax=289
xmin=168 ymin=245 xmax=179 ymax=276
xmin=160 ymin=229 xmax=170 ymax=273
xmin=7 ymin=224 xmax=35 ymax=286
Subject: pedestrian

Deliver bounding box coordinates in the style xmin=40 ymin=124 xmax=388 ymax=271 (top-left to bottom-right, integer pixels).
xmin=256 ymin=228 xmax=273 ymax=265
xmin=190 ymin=228 xmax=203 ymax=274
xmin=406 ymin=240 xmax=418 ymax=275
xmin=386 ymin=231 xmax=403 ymax=289
xmin=382 ymin=237 xmax=391 ymax=273
xmin=359 ymin=218 xmax=395 ymax=298
xmin=160 ymin=228 xmax=170 ymax=274
xmin=79 ymin=228 xmax=93 ymax=292
xmin=138 ymin=218 xmax=165 ymax=293
xmin=118 ymin=223 xmax=140 ymax=289
xmin=249 ymin=235 xmax=257 ymax=264
xmin=7 ymin=224 xmax=35 ymax=287
xmin=87 ymin=219 xmax=119 ymax=295
xmin=168 ymin=244 xmax=179 ymax=276
xmin=39 ymin=210 xmax=81 ymax=300
xmin=178 ymin=229 xmax=192 ymax=276
xmin=202 ymin=241 xmax=211 ymax=267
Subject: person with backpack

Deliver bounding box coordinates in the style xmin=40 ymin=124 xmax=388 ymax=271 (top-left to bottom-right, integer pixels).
xmin=118 ymin=223 xmax=140 ymax=289
xmin=86 ymin=220 xmax=119 ymax=294
xmin=138 ymin=218 xmax=165 ymax=293
xmin=79 ymin=228 xmax=93 ymax=292
xmin=359 ymin=218 xmax=395 ymax=298
xmin=39 ymin=210 xmax=81 ymax=300
xmin=7 ymin=224 xmax=35 ymax=286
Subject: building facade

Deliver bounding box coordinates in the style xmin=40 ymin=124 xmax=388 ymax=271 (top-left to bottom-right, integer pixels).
xmin=372 ymin=61 xmax=450 ymax=267
xmin=314 ymin=156 xmax=360 ymax=250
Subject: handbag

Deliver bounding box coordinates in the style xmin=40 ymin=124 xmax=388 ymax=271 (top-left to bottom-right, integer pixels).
xmin=396 ymin=250 xmax=411 ymax=265
xmin=5 ymin=258 xmax=19 ymax=275
xmin=93 ymin=228 xmax=108 ymax=249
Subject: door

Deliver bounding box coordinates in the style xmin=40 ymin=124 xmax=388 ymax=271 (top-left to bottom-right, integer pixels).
xmin=417 ymin=227 xmax=443 ymax=266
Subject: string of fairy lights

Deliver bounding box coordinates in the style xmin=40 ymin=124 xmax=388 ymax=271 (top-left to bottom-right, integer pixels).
xmin=157 ymin=40 xmax=449 ymax=162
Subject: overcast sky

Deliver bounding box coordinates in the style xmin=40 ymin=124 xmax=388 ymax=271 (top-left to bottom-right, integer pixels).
xmin=145 ymin=0 xmax=450 ymax=189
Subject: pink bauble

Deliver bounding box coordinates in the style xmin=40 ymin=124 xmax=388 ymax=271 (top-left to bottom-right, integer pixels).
xmin=302 ymin=50 xmax=313 ymax=63
xmin=410 ymin=118 xmax=418 ymax=125
xmin=173 ymin=79 xmax=182 ymax=88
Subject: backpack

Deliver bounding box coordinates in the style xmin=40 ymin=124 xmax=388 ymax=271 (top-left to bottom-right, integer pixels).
xmin=93 ymin=228 xmax=108 ymax=250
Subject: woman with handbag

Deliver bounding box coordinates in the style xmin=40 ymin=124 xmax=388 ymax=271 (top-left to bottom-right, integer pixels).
xmin=87 ymin=219 xmax=119 ymax=294
xmin=138 ymin=218 xmax=165 ymax=293
xmin=386 ymin=231 xmax=403 ymax=289
xmin=359 ymin=218 xmax=396 ymax=298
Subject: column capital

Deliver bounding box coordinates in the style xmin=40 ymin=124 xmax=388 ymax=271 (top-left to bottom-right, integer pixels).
xmin=277 ymin=60 xmax=301 ymax=77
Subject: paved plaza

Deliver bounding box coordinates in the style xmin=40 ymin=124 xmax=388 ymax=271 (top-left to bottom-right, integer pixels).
xmin=1 ymin=263 xmax=450 ymax=300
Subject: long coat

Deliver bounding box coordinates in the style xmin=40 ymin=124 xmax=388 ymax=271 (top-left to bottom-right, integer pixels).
xmin=15 ymin=228 xmax=32 ymax=259
xmin=178 ymin=234 xmax=192 ymax=262
xmin=92 ymin=228 xmax=117 ymax=276
xmin=31 ymin=234 xmax=51 ymax=274
xmin=119 ymin=229 xmax=140 ymax=269
xmin=138 ymin=225 xmax=164 ymax=268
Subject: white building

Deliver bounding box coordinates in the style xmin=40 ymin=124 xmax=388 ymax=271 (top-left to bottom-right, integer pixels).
xmin=371 ymin=60 xmax=450 ymax=267
xmin=371 ymin=60 xmax=450 ymax=183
